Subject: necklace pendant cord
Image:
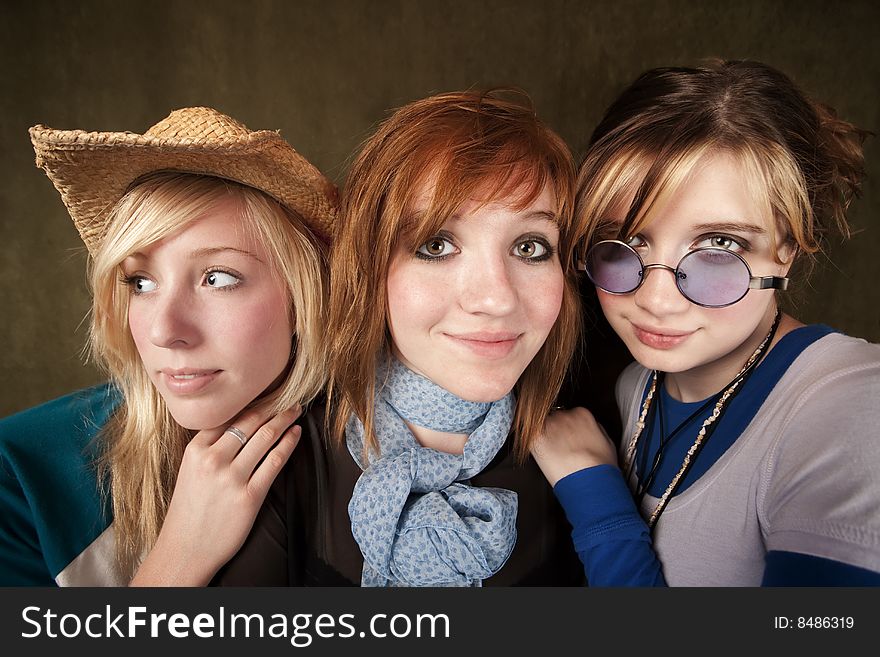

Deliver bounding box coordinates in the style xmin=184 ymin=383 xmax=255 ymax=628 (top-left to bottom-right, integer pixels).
xmin=624 ymin=309 xmax=783 ymax=528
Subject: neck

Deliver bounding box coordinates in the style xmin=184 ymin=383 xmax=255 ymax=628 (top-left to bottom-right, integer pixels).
xmin=405 ymin=422 xmax=468 ymax=455
xmin=664 ymin=307 xmax=802 ymax=402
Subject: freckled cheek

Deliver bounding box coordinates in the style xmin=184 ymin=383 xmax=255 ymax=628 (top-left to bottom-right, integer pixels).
xmin=596 ymin=288 xmax=637 ymax=320
xmin=387 ymin=269 xmax=446 ymax=338
xmin=594 ymin=291 xmax=636 ymax=339
xmin=526 ymin=272 xmax=565 ymax=335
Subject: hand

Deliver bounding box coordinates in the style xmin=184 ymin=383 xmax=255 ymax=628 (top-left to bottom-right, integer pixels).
xmin=531 ymin=407 xmax=618 ymax=487
xmin=130 ymin=404 xmax=303 ymax=586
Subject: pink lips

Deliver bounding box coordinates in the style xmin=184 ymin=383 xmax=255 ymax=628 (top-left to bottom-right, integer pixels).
xmin=632 ymin=324 xmax=695 ymax=350
xmin=159 ymin=368 xmax=221 ymax=394
xmin=446 ymin=331 xmax=521 ymax=359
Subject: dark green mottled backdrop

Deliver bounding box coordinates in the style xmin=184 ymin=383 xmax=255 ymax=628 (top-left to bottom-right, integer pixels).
xmin=2 ymin=0 xmax=878 ymax=416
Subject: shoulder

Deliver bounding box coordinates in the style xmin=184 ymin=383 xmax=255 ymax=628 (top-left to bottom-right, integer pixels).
xmin=0 ymin=385 xmax=119 ymax=585
xmin=615 ymin=361 xmax=650 ymax=404
xmin=742 ymin=333 xmax=879 ymax=498
xmin=0 ymin=384 xmax=120 ymax=460
xmin=284 ymin=404 xmax=331 ymax=487
xmin=777 ymin=332 xmax=880 ymax=411
xmin=762 ymin=332 xmax=880 ymax=438
xmin=791 ymin=331 xmax=880 ymax=376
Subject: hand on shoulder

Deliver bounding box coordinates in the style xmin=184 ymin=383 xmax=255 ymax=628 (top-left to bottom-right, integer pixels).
xmin=530 ymin=407 xmax=618 ymax=487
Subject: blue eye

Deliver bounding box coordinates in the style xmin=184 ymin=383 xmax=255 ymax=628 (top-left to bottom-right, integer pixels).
xmin=416 ymin=237 xmax=456 ymax=259
xmin=204 ymin=270 xmax=241 ymax=289
xmin=122 ymin=275 xmax=157 ymax=295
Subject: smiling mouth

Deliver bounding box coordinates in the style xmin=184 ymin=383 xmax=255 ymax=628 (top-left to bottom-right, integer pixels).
xmin=632 ymin=324 xmax=695 ymax=349
xmin=445 ymin=332 xmax=521 ymax=359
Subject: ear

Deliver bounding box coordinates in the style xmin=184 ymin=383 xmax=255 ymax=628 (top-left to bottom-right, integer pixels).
xmin=776 ymin=240 xmax=798 ymax=276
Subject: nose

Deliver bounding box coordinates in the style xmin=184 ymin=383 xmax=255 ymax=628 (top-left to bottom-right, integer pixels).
xmin=458 ymin=254 xmax=517 ymax=316
xmin=147 ymin=287 xmax=200 ymax=348
xmin=633 ymin=262 xmax=691 ymax=317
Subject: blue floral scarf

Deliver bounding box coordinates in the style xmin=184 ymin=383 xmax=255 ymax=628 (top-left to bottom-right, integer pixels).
xmin=346 ymin=357 xmax=518 ymax=587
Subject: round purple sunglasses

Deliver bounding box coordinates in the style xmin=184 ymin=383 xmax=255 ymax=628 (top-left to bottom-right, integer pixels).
xmin=583 ymin=239 xmax=789 ymax=308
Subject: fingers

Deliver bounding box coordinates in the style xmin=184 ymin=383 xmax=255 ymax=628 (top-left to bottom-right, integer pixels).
xmin=233 ymin=405 xmax=302 ymax=475
xmin=189 ymin=398 xmax=278 ymax=448
xmin=246 ymin=424 xmax=302 ymax=499
xmin=211 ymin=403 xmax=300 ymax=459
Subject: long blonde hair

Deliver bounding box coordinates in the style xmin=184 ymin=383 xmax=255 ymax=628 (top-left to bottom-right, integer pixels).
xmin=88 ymin=172 xmax=328 ymax=571
xmin=328 ymin=89 xmax=580 ymax=461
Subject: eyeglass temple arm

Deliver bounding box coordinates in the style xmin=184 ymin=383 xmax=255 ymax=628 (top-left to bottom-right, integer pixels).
xmin=749 ymin=276 xmax=789 ymax=291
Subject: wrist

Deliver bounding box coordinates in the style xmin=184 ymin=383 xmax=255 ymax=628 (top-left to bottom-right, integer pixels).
xmin=130 ymin=536 xmax=215 ymax=587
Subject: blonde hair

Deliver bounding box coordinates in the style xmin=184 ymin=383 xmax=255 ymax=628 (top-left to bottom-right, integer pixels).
xmin=88 ymin=172 xmax=328 ymax=571
xmin=328 ymin=89 xmax=580 ymax=461
xmin=575 ymin=60 xmax=869 ymax=270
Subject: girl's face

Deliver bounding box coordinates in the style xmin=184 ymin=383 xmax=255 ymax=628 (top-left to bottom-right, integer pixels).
xmin=386 ymin=180 xmax=564 ymax=403
xmin=596 ymin=152 xmax=792 ymax=398
xmin=124 ymin=199 xmax=292 ymax=430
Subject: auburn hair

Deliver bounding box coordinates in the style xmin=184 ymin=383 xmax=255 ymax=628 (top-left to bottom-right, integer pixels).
xmin=328 ymin=89 xmax=580 ymax=460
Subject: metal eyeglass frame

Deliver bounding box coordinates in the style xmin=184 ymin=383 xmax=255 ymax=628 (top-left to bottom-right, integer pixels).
xmin=584 ymin=239 xmax=790 ymax=308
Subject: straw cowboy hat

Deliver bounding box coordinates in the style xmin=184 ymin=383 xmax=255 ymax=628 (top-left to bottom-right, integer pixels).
xmin=30 ymin=107 xmax=338 ymax=252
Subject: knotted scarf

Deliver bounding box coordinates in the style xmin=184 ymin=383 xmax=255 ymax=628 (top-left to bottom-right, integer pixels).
xmin=346 ymin=357 xmax=518 ymax=587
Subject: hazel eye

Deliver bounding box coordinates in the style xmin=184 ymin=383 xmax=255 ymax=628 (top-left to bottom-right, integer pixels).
xmin=205 ymin=271 xmax=240 ymax=289
xmin=695 ymin=234 xmax=747 ymax=252
xmin=625 ymin=235 xmax=646 ymax=248
xmin=417 ymin=237 xmax=455 ymax=258
xmin=514 ymin=240 xmax=547 ymax=259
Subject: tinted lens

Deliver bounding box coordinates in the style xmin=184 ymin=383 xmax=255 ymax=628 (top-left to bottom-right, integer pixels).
xmin=677 ymin=248 xmax=751 ymax=307
xmin=585 ymin=241 xmax=643 ymax=294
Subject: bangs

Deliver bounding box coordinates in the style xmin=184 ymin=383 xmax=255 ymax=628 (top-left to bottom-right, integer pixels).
xmin=581 ymin=140 xmax=805 ymax=266
xmin=578 ymin=142 xmax=713 ymax=248
xmin=622 ymin=145 xmax=711 ymax=237
xmin=99 ymin=173 xmax=240 ymax=270
xmin=395 ymin=147 xmax=561 ymax=251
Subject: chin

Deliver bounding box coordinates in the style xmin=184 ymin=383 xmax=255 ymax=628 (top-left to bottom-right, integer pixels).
xmin=169 ymin=414 xmax=226 ymax=433
xmin=164 ymin=403 xmax=239 ymax=433
xmin=626 ymin=344 xmax=701 ymax=374
xmin=443 ymin=374 xmax=518 ymax=404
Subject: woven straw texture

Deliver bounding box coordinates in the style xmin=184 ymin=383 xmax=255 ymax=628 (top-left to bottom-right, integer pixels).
xmin=30 ymin=107 xmax=337 ymax=252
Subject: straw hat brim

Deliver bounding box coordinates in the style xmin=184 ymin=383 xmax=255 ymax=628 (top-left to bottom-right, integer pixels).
xmin=30 ymin=121 xmax=337 ymax=253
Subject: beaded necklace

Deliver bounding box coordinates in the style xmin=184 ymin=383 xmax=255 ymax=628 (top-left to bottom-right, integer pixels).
xmin=623 ymin=309 xmax=782 ymax=528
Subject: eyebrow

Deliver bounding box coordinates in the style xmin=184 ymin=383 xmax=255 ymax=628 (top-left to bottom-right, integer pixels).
xmin=126 ymin=246 xmax=265 ymax=263
xmin=518 ymin=209 xmax=558 ymax=224
xmin=691 ymin=221 xmax=767 ymax=235
xmin=189 ymin=246 xmax=264 ymax=262
xmin=444 ymin=208 xmax=558 ymax=223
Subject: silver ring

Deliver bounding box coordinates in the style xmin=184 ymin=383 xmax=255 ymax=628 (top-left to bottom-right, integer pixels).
xmin=225 ymin=425 xmax=249 ymax=446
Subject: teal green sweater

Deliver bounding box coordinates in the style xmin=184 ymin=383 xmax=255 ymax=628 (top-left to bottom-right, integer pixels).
xmin=0 ymin=384 xmax=119 ymax=585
